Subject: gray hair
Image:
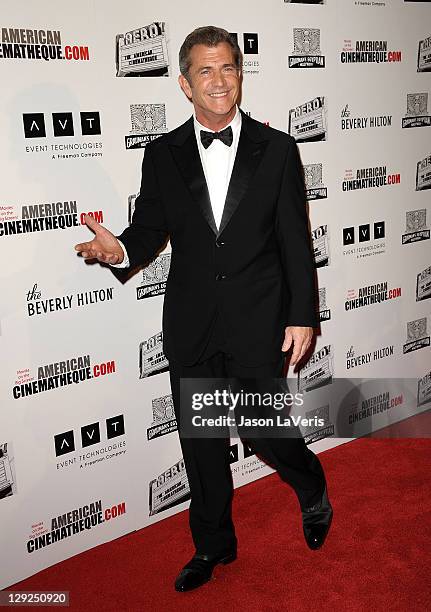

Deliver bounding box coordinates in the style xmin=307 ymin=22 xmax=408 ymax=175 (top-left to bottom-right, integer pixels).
xmin=179 ymin=26 xmax=242 ymax=81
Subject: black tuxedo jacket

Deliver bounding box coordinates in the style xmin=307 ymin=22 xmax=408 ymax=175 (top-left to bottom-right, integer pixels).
xmin=116 ymin=109 xmax=318 ymax=366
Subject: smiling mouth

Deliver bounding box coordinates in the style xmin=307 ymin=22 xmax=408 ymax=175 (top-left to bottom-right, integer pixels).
xmin=208 ymin=91 xmax=230 ymax=98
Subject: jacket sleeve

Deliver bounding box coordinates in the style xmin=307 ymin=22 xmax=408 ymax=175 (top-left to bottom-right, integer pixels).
xmin=275 ymin=136 xmax=318 ymax=328
xmin=115 ymin=143 xmax=169 ymax=271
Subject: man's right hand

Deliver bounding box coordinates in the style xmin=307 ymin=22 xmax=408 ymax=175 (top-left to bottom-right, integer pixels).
xmin=74 ymin=214 xmax=124 ymax=265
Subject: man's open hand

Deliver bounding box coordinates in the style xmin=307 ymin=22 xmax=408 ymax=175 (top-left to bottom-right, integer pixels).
xmin=74 ymin=214 xmax=124 ymax=264
xmin=282 ymin=326 xmax=313 ymax=365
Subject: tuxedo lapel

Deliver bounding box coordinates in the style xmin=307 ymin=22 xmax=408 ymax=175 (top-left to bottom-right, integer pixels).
xmin=169 ymin=118 xmax=218 ymax=236
xmin=218 ymin=116 xmax=268 ymax=236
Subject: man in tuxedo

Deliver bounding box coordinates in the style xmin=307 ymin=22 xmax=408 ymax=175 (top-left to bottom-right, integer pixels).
xmin=75 ymin=26 xmax=333 ymax=592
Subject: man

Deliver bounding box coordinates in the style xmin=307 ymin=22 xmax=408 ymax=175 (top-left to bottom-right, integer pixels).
xmin=75 ymin=26 xmax=333 ymax=592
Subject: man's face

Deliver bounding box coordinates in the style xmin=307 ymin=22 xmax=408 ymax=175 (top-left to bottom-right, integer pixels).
xmin=179 ymin=42 xmax=241 ymax=123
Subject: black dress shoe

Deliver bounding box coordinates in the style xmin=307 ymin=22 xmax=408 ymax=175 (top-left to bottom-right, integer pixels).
xmin=301 ymin=484 xmax=333 ymax=550
xmin=174 ymin=549 xmax=237 ymax=592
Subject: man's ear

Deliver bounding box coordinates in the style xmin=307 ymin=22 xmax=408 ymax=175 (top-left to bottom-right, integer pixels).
xmin=178 ymin=74 xmax=192 ymax=99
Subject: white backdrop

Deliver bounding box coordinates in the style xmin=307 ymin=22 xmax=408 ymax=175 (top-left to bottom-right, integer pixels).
xmin=0 ymin=0 xmax=430 ymax=588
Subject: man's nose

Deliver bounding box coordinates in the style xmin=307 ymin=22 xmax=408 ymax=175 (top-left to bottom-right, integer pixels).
xmin=212 ymin=70 xmax=226 ymax=88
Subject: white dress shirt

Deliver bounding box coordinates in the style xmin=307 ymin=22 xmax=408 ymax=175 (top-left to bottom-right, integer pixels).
xmin=194 ymin=105 xmax=241 ymax=230
xmin=113 ymin=105 xmax=242 ymax=268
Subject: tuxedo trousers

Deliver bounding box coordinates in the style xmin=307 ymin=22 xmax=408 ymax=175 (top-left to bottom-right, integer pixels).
xmin=168 ymin=311 xmax=326 ymax=555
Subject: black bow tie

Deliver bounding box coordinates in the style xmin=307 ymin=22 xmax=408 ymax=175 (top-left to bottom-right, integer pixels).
xmin=200 ymin=126 xmax=233 ymax=149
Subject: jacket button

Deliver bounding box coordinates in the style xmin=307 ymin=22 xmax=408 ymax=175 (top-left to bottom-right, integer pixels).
xmin=215 ymin=273 xmax=227 ymax=281
xmin=215 ymin=239 xmax=225 ymax=248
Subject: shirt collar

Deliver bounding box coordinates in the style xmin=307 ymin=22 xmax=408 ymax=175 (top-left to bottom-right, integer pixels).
xmin=193 ymin=105 xmax=241 ymax=135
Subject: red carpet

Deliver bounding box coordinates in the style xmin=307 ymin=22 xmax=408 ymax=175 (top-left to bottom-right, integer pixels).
xmin=6 ymin=435 xmax=431 ymax=611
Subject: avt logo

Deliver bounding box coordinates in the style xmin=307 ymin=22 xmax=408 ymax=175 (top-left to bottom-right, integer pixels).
xmin=343 ymin=222 xmax=385 ymax=245
xmin=23 ymin=112 xmax=101 ymax=138
xmin=54 ymin=415 xmax=125 ymax=456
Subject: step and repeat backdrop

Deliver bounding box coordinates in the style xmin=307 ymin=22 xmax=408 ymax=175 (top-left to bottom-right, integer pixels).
xmin=0 ymin=0 xmax=430 ymax=589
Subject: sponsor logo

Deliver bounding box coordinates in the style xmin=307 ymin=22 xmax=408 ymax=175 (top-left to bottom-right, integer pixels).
xmin=342 ymin=166 xmax=400 ymax=191
xmin=115 ymin=22 xmax=169 ymax=77
xmin=0 ymin=200 xmax=101 ymax=237
xmin=125 ymin=104 xmax=167 ymax=149
xmin=26 ymin=283 xmax=113 ymax=316
xmin=312 ymin=224 xmax=330 ymax=267
xmin=149 ymin=458 xmax=190 ymax=516
xmin=346 ymin=344 xmax=394 ymax=370
xmin=402 ymin=93 xmax=431 ymax=128
xmin=299 ymin=345 xmax=333 ymax=392
xmin=139 ymin=332 xmax=169 ymax=378
xmin=27 ymin=500 xmax=126 ymax=553
xmin=304 ymin=164 xmax=327 ymax=200
xmin=341 ymin=39 xmax=401 ymax=63
xmin=289 ymin=96 xmax=327 ymax=142
xmin=13 ymin=355 xmax=116 ymax=399
xmin=348 ymin=391 xmax=403 ymax=424
xmin=137 ymin=254 xmax=170 ymax=300
xmin=345 ymin=282 xmax=402 ymax=310
xmin=302 ymin=405 xmax=334 ymax=444
xmin=0 ymin=203 xmax=101 ymax=237
xmin=418 ymin=370 xmax=431 ymax=407
xmin=23 ymin=112 xmax=100 ymax=138
xmin=402 ymin=209 xmax=430 ymax=244
xmin=417 ymin=35 xmax=431 ymax=72
xmin=22 ymin=111 xmax=102 ymax=160
xmin=417 ymin=266 xmax=431 ymax=301
xmin=318 ymin=288 xmax=331 ymax=322
xmin=342 ymin=221 xmax=386 ymax=259
xmin=288 ymin=28 xmax=325 ymax=68
xmin=54 ymin=415 xmax=125 ymax=458
xmin=0 ymin=27 xmax=89 ymax=62
xmin=403 ymin=318 xmax=430 ymax=353
xmin=341 ymin=103 xmax=392 ymax=130
xmin=416 ymin=154 xmax=431 ymax=190
xmin=147 ymin=394 xmax=177 ymax=441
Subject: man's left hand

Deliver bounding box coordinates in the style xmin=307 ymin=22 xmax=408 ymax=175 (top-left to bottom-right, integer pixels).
xmin=282 ymin=326 xmax=314 ymax=365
